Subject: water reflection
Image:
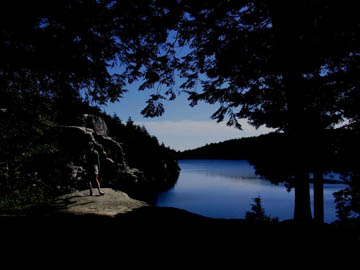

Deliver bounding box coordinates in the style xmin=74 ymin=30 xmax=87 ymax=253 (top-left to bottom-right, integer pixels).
xmin=155 ymin=159 xmax=348 ymax=222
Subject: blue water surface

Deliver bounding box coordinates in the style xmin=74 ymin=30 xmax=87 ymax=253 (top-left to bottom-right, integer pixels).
xmin=155 ymin=159 xmax=347 ymax=223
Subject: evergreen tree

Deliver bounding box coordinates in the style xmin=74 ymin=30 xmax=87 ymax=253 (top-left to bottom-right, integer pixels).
xmin=166 ymin=0 xmax=360 ymax=222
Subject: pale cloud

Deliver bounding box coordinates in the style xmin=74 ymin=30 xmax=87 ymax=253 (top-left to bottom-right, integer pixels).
xmin=135 ymin=119 xmax=275 ymax=151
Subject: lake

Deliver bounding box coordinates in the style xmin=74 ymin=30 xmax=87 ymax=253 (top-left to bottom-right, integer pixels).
xmin=155 ymin=159 xmax=348 ymax=223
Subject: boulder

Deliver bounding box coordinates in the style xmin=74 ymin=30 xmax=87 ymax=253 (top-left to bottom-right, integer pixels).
xmin=83 ymin=114 xmax=109 ymax=136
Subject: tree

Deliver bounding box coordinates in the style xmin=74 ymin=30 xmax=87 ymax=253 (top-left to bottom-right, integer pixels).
xmin=168 ymin=1 xmax=360 ymax=130
xmin=142 ymin=0 xmax=360 ymax=222
xmin=0 ymin=0 xmax=182 ymax=107
xmin=245 ymin=196 xmax=278 ymax=223
xmin=0 ymin=0 xmax=182 ymax=206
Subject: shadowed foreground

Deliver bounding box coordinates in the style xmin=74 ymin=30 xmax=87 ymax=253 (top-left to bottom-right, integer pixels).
xmin=1 ymin=189 xmax=359 ymax=262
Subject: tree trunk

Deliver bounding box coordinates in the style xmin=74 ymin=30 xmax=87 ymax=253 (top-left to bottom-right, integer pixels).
xmin=294 ymin=171 xmax=313 ymax=222
xmin=313 ymin=170 xmax=324 ymax=223
xmin=283 ymin=71 xmax=313 ymax=222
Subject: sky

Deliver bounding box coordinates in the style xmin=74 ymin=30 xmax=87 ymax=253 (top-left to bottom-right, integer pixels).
xmin=100 ymin=31 xmax=277 ymax=151
xmin=103 ymin=81 xmax=275 ymax=151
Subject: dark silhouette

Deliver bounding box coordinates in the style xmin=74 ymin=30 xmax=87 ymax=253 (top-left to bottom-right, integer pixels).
xmin=245 ymin=196 xmax=278 ymax=223
xmin=165 ymin=1 xmax=360 ymax=223
xmin=0 ymin=1 xmax=182 ymax=106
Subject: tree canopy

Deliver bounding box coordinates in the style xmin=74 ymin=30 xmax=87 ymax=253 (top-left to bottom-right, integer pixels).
xmin=2 ymin=0 xmax=360 ymax=131
xmin=163 ymin=0 xmax=360 ymax=133
xmin=0 ymin=0 xmax=182 ymax=107
xmin=160 ymin=0 xmax=360 ymax=222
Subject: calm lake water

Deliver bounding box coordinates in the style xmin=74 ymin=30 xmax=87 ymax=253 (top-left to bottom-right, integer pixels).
xmin=155 ymin=159 xmax=348 ymax=223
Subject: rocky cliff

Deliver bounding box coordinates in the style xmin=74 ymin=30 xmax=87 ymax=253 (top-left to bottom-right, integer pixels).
xmin=53 ymin=114 xmax=180 ymax=201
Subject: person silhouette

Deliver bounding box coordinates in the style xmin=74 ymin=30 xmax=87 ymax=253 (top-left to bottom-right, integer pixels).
xmin=83 ymin=141 xmax=104 ymax=196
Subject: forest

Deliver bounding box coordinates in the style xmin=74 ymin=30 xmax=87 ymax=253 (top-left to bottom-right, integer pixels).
xmin=179 ymin=127 xmax=360 ymax=175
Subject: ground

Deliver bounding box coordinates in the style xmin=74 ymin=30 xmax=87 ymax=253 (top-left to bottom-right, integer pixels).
xmin=51 ymin=188 xmax=148 ymax=216
xmin=0 ymin=188 xmax=358 ymax=259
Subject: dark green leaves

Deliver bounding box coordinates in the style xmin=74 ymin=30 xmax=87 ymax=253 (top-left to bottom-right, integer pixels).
xmin=141 ymin=94 xmax=166 ymax=117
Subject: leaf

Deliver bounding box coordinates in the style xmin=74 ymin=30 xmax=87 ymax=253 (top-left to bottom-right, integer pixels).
xmin=141 ymin=99 xmax=165 ymax=117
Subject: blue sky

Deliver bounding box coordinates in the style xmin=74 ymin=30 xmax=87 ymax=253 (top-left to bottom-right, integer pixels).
xmin=103 ymin=39 xmax=274 ymax=151
xmin=103 ymin=81 xmax=275 ymax=151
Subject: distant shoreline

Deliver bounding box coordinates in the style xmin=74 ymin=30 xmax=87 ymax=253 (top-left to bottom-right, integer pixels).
xmin=176 ymin=158 xmax=349 ymax=185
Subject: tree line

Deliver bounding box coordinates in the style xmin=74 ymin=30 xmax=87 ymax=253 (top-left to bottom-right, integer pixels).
xmin=178 ymin=127 xmax=360 ymax=180
xmin=178 ymin=127 xmax=360 ymax=222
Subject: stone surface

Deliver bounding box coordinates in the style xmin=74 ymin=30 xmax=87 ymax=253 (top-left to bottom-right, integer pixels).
xmin=53 ymin=188 xmax=148 ymax=216
xmin=83 ymin=114 xmax=109 ymax=136
xmin=57 ymin=123 xmax=145 ymax=189
xmin=53 ymin=114 xmax=179 ymax=198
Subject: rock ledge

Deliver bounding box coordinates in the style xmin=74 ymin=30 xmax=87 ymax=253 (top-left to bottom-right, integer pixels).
xmin=53 ymin=188 xmax=148 ymax=216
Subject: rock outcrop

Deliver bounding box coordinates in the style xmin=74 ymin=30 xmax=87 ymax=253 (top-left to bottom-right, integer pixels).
xmin=83 ymin=114 xmax=109 ymax=136
xmin=54 ymin=114 xmax=179 ymax=200
xmin=53 ymin=188 xmax=148 ymax=216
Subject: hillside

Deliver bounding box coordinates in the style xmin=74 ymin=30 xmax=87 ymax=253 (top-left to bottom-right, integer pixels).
xmin=178 ymin=128 xmax=360 ymax=176
xmin=178 ymin=133 xmax=281 ymax=160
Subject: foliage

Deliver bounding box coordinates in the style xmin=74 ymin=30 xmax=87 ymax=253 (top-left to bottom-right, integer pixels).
xmin=0 ymin=0 xmax=181 ymax=208
xmin=1 ymin=0 xmax=182 ymax=106
xmin=0 ymin=108 xmax=60 ymax=207
xmin=4 ymin=1 xmax=360 ymax=131
xmin=245 ymin=196 xmax=278 ymax=223
xmin=104 ymin=114 xmax=180 ymax=190
xmin=3 ymin=1 xmax=360 ymax=139
xmin=144 ymin=1 xmax=360 ymax=133
xmin=334 ymin=173 xmax=360 ymax=223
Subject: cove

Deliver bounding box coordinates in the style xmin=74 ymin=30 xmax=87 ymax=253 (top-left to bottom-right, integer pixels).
xmin=155 ymin=159 xmax=347 ymax=223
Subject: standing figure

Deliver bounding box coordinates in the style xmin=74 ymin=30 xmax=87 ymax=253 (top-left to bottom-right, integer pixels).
xmin=83 ymin=141 xmax=104 ymax=196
